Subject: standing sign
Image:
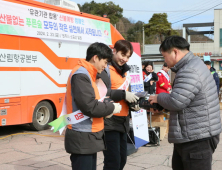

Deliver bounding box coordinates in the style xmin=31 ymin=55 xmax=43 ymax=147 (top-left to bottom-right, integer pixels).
xmin=0 ymin=0 xmax=111 ymax=44
xmin=128 ymin=43 xmax=149 ymax=148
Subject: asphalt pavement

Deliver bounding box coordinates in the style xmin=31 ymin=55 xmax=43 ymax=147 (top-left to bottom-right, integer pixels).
xmin=0 ymin=113 xmax=222 ymax=170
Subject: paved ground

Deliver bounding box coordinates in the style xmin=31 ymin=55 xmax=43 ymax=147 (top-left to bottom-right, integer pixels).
xmin=0 ymin=113 xmax=222 ymax=170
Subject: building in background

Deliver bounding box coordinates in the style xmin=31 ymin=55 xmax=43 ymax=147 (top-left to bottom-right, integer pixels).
xmin=142 ymin=8 xmax=222 ymax=84
xmin=44 ymin=0 xmax=80 ymax=11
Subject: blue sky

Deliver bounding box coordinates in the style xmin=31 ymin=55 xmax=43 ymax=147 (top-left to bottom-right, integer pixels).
xmin=36 ymin=0 xmax=222 ymax=38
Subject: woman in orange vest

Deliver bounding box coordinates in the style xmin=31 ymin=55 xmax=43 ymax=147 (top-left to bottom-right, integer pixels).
xmin=98 ymin=40 xmax=140 ymax=170
xmin=65 ymin=42 xmax=122 ymax=170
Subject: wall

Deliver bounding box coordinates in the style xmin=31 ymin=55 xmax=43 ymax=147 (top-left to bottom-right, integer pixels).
xmin=144 ymin=44 xmax=160 ymax=55
xmin=214 ymin=9 xmax=222 ymax=54
xmin=145 ymin=42 xmax=219 ymax=56
xmin=190 ymin=42 xmax=216 ymax=54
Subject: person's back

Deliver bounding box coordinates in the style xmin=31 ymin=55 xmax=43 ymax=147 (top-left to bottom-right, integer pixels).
xmin=210 ymin=67 xmax=220 ymax=94
xmin=204 ymin=61 xmax=220 ymax=95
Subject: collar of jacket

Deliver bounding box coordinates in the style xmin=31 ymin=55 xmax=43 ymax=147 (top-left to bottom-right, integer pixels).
xmin=109 ymin=60 xmax=130 ymax=77
xmin=210 ymin=67 xmax=216 ymax=72
xmin=171 ymin=51 xmax=194 ymax=73
xmin=144 ymin=70 xmax=151 ymax=75
xmin=78 ymin=59 xmax=98 ymax=81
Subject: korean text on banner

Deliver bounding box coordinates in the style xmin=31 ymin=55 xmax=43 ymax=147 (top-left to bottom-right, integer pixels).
xmin=0 ymin=0 xmax=112 ymax=44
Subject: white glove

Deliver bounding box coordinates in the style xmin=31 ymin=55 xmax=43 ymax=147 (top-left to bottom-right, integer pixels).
xmin=112 ymin=103 xmax=122 ymax=114
xmin=105 ymin=113 xmax=113 ymax=119
xmin=105 ymin=103 xmax=122 ymax=118
xmin=131 ymin=104 xmax=141 ymax=111
xmin=125 ymin=91 xmax=139 ymax=103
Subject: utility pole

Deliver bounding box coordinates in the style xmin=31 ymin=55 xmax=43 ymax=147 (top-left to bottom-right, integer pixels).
xmin=143 ymin=24 xmax=145 ymax=54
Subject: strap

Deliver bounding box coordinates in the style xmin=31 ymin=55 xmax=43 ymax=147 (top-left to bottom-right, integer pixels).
xmin=104 ymin=65 xmax=111 ymax=88
xmin=144 ymin=73 xmax=152 ymax=82
xmin=159 ymin=70 xmax=170 ymax=82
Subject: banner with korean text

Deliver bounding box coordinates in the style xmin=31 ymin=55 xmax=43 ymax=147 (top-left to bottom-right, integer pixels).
xmin=0 ymin=0 xmax=111 ymax=44
xmin=128 ymin=43 xmax=149 ymax=148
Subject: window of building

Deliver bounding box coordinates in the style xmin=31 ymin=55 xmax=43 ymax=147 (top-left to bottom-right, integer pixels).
xmin=44 ymin=0 xmax=60 ymax=6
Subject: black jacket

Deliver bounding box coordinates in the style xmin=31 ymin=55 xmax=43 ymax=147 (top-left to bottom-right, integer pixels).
xmin=143 ymin=70 xmax=158 ymax=94
xmin=98 ymin=61 xmax=131 ymax=133
xmin=65 ymin=73 xmax=114 ymax=154
xmin=210 ymin=67 xmax=220 ymax=94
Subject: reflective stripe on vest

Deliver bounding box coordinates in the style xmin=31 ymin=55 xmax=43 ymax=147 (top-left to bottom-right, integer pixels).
xmin=160 ymin=83 xmax=165 ymax=87
xmin=211 ymin=71 xmax=215 ymax=75
xmin=66 ymin=66 xmax=104 ymax=133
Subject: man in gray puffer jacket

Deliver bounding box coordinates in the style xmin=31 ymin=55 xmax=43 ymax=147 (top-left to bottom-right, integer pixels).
xmin=149 ymin=36 xmax=221 ymax=170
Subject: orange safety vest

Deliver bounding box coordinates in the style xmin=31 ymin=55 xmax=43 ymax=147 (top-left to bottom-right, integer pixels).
xmin=109 ymin=65 xmax=129 ymax=116
xmin=66 ymin=59 xmax=104 ymax=132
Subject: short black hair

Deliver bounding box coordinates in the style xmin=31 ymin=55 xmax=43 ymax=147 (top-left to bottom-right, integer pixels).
xmin=144 ymin=61 xmax=153 ymax=69
xmin=163 ymin=62 xmax=168 ymax=67
xmin=114 ymin=40 xmax=133 ymax=57
xmin=159 ymin=36 xmax=190 ymax=53
xmin=142 ymin=61 xmax=146 ymax=65
xmin=204 ymin=61 xmax=211 ymax=66
xmin=86 ymin=42 xmax=112 ymax=62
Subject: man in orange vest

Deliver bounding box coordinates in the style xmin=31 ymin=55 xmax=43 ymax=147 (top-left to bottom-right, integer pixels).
xmin=98 ymin=40 xmax=140 ymax=170
xmin=156 ymin=62 xmax=172 ymax=94
xmin=64 ymin=42 xmax=122 ymax=170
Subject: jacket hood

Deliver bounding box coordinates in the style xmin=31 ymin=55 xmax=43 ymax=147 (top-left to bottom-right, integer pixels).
xmin=78 ymin=59 xmax=98 ymax=82
xmin=171 ymin=51 xmax=194 ymax=73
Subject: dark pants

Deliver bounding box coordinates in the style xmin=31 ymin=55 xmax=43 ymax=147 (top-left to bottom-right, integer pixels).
xmin=70 ymin=153 xmax=97 ymax=170
xmin=103 ymin=131 xmax=127 ymax=170
xmin=172 ymin=135 xmax=220 ymax=170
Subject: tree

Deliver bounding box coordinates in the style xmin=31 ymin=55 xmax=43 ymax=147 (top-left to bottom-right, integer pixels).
xmin=116 ymin=17 xmax=132 ymax=34
xmin=78 ymin=1 xmax=123 ymax=25
xmin=144 ymin=13 xmax=178 ymax=43
xmin=126 ymin=21 xmax=143 ymax=42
